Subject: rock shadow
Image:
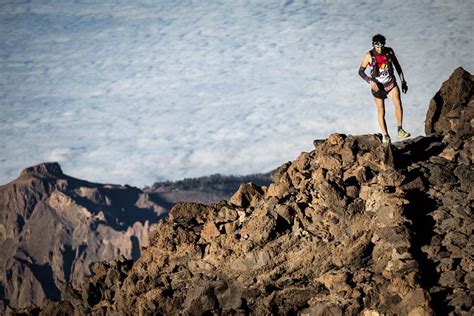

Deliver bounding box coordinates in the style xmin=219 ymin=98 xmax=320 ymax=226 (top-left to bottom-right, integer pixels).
xmin=403 ymin=187 xmax=453 ymax=314
xmin=393 ymin=135 xmax=446 ymax=169
xmin=63 ymin=176 xmax=162 ymax=231
xmin=130 ymin=236 xmax=140 ymax=260
xmin=16 ymin=257 xmax=61 ymax=300
xmin=62 ymin=244 xmax=75 ymax=284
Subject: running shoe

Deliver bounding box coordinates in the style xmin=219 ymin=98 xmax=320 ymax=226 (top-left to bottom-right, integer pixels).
xmin=398 ymin=128 xmax=411 ymax=138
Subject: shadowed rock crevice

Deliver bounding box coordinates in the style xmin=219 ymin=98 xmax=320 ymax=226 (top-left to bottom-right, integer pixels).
xmin=16 ymin=257 xmax=62 ymax=301
xmin=392 ymin=134 xmax=445 ymax=168
xmin=130 ymin=236 xmax=140 ymax=260
xmin=403 ymin=189 xmax=439 ymax=286
xmin=62 ymin=245 xmax=75 ymax=284
xmin=427 ymin=92 xmax=444 ymax=134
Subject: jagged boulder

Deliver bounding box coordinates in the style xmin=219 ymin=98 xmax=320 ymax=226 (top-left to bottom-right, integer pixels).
xmin=425 ymin=67 xmax=473 ymax=137
xmin=425 ymin=67 xmax=473 ymax=164
xmin=229 ymin=183 xmax=265 ymax=208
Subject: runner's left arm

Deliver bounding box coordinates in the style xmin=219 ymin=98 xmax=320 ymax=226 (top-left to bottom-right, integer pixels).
xmin=390 ymin=49 xmax=406 ymax=82
xmin=391 ymin=49 xmax=408 ymax=93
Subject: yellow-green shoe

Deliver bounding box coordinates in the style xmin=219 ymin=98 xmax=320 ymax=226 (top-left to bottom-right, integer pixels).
xmin=398 ymin=128 xmax=411 ymax=138
xmin=383 ymin=135 xmax=391 ymax=144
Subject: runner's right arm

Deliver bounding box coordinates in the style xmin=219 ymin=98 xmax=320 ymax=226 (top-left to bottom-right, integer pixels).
xmin=359 ymin=53 xmax=379 ymax=91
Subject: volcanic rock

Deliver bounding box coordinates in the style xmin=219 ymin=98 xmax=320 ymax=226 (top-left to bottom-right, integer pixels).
xmin=425 ymin=67 xmax=473 ymax=164
xmin=24 ymin=68 xmax=474 ymax=314
xmin=425 ymin=67 xmax=473 ymax=137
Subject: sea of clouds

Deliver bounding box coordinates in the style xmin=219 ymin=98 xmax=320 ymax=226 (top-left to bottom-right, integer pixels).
xmin=1 ymin=0 xmax=473 ymax=187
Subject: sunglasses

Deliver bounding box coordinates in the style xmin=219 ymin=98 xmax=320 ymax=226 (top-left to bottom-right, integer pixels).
xmin=373 ymin=42 xmax=385 ymax=47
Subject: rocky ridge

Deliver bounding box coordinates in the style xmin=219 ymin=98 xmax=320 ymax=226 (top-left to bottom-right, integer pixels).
xmin=23 ymin=67 xmax=474 ymax=314
xmin=0 ymin=164 xmax=167 ymax=311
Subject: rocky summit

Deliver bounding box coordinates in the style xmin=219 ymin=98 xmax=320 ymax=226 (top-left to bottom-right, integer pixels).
xmin=18 ymin=67 xmax=474 ymax=315
xmin=0 ymin=163 xmax=167 ymax=312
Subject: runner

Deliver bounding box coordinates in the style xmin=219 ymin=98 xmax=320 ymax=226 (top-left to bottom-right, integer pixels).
xmin=359 ymin=34 xmax=411 ymax=143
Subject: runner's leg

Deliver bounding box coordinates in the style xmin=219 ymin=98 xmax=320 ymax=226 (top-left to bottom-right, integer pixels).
xmin=374 ymin=97 xmax=388 ymax=136
xmin=388 ymin=85 xmax=403 ymax=127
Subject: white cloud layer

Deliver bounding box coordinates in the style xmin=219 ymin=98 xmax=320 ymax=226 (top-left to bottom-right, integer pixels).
xmin=1 ymin=0 xmax=473 ymax=187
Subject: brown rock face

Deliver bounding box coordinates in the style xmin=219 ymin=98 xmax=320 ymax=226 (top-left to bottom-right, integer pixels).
xmin=425 ymin=67 xmax=473 ymax=163
xmin=425 ymin=67 xmax=473 ymax=136
xmin=0 ymin=163 xmax=167 ymax=311
xmin=29 ymin=67 xmax=474 ymax=314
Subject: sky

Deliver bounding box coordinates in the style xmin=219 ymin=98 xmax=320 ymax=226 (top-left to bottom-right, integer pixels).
xmin=1 ymin=0 xmax=473 ymax=187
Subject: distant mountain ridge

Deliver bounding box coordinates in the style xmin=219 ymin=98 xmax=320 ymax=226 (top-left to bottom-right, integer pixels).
xmin=146 ymin=173 xmax=272 ymax=207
